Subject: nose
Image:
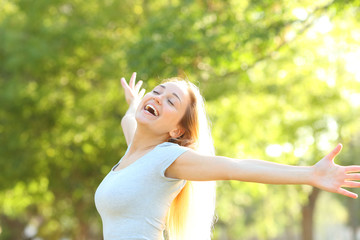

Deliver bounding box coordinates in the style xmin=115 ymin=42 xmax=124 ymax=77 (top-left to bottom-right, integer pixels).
xmin=153 ymin=95 xmax=162 ymax=105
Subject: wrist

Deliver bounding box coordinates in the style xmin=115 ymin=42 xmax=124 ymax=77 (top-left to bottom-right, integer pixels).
xmin=307 ymin=165 xmax=316 ymax=187
xmin=125 ymin=101 xmax=139 ymax=114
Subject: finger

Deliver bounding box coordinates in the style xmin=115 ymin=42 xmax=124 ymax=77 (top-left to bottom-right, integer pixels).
xmin=129 ymin=72 xmax=136 ymax=89
xmin=120 ymin=77 xmax=130 ymax=90
xmin=343 ymin=181 xmax=360 ymax=188
xmin=139 ymin=88 xmax=146 ymax=98
xmin=325 ymin=143 xmax=343 ymax=160
xmin=338 ymin=188 xmax=358 ymax=199
xmin=135 ymin=80 xmax=143 ymax=93
xmin=345 ymin=165 xmax=360 ymax=173
xmin=346 ymin=173 xmax=360 ymax=180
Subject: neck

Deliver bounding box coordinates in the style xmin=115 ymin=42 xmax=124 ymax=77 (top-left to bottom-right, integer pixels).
xmin=129 ymin=124 xmax=169 ymax=152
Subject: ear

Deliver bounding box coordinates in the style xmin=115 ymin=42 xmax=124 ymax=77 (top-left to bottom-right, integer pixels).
xmin=169 ymin=127 xmax=185 ymax=139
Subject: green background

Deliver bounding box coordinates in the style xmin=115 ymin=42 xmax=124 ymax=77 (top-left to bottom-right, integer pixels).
xmin=1 ymin=0 xmax=360 ymax=239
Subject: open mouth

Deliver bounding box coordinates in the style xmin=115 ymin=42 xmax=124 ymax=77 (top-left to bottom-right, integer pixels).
xmin=144 ymin=104 xmax=159 ymax=116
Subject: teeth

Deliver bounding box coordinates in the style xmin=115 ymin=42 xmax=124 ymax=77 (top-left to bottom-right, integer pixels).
xmin=145 ymin=104 xmax=159 ymax=116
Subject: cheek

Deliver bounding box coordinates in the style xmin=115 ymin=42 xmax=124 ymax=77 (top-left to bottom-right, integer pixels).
xmin=166 ymin=108 xmax=185 ymax=125
xmin=136 ymin=95 xmax=151 ymax=112
xmin=161 ymin=108 xmax=179 ymax=122
xmin=141 ymin=94 xmax=152 ymax=104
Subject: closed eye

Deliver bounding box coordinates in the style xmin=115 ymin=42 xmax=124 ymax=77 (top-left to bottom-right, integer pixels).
xmin=152 ymin=87 xmax=177 ymax=107
xmin=168 ymin=99 xmax=174 ymax=106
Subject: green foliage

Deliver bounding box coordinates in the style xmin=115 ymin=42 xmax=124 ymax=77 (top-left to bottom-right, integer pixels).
xmin=1 ymin=0 xmax=359 ymax=239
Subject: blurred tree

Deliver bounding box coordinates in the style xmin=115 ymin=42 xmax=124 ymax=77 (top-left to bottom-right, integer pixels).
xmin=0 ymin=0 xmax=137 ymax=238
xmin=338 ymin=132 xmax=360 ymax=240
xmin=0 ymin=0 xmax=359 ymax=239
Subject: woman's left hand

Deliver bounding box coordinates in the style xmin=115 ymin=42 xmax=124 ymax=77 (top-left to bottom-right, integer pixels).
xmin=312 ymin=144 xmax=360 ymax=199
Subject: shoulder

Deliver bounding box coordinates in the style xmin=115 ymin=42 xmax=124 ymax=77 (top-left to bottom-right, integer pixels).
xmin=157 ymin=142 xmax=190 ymax=151
xmin=164 ymin=148 xmax=213 ymax=180
xmin=155 ymin=142 xmax=193 ymax=166
xmin=157 ymin=142 xmax=209 ymax=163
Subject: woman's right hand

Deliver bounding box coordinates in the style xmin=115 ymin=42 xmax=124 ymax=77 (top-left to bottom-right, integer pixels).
xmin=120 ymin=72 xmax=146 ymax=106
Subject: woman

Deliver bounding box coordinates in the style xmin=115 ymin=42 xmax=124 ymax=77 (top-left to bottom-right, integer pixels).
xmin=95 ymin=72 xmax=360 ymax=240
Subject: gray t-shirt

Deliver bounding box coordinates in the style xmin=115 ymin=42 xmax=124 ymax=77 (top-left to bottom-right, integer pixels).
xmin=94 ymin=142 xmax=189 ymax=240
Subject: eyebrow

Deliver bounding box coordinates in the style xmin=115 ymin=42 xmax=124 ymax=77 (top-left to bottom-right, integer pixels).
xmin=159 ymin=85 xmax=182 ymax=103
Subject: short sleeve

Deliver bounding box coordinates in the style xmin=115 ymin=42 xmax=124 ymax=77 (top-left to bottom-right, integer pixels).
xmin=157 ymin=142 xmax=189 ymax=181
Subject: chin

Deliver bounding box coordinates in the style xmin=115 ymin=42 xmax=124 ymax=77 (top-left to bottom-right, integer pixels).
xmin=135 ymin=115 xmax=158 ymax=130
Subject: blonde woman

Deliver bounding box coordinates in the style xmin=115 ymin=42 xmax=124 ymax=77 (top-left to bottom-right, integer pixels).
xmin=95 ymin=72 xmax=360 ymax=240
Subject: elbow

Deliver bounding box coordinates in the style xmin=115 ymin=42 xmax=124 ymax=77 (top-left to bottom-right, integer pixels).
xmin=227 ymin=158 xmax=248 ymax=181
xmin=223 ymin=157 xmax=240 ymax=181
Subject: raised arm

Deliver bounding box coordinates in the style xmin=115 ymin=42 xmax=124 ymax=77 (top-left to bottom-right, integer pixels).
xmin=166 ymin=144 xmax=360 ymax=198
xmin=120 ymin=72 xmax=145 ymax=145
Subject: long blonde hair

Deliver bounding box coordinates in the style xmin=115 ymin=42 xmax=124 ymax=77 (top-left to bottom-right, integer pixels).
xmin=163 ymin=78 xmax=216 ymax=240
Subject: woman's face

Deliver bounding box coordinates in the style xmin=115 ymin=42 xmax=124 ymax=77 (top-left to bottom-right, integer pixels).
xmin=135 ymin=82 xmax=190 ymax=138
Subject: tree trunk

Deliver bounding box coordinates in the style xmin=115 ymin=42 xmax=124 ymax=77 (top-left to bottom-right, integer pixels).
xmin=0 ymin=215 xmax=26 ymax=240
xmin=301 ymin=188 xmax=320 ymax=240
xmin=349 ymin=197 xmax=358 ymax=240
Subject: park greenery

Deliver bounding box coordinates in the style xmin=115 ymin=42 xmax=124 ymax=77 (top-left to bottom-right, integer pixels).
xmin=1 ymin=0 xmax=359 ymax=239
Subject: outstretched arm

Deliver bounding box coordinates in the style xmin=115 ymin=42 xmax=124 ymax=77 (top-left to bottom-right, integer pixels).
xmin=120 ymin=72 xmax=145 ymax=145
xmin=166 ymin=144 xmax=360 ymax=198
